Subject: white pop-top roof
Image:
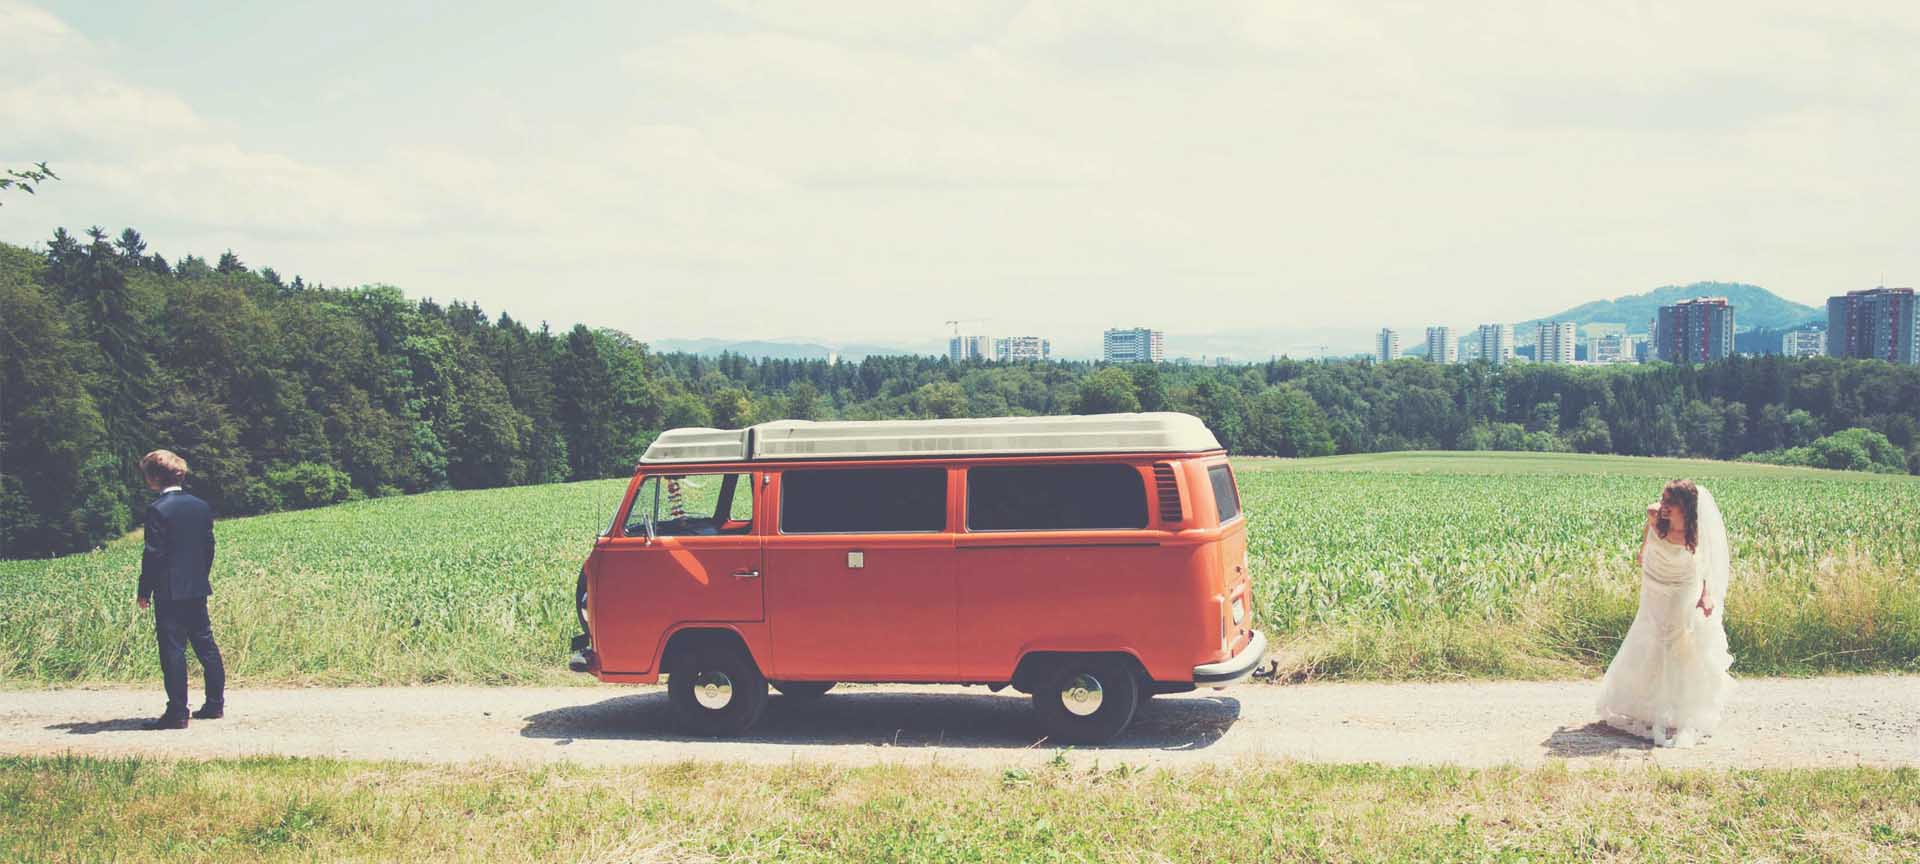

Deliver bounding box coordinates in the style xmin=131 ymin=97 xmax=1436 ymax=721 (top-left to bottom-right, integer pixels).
xmin=639 ymin=412 xmax=1223 ymax=464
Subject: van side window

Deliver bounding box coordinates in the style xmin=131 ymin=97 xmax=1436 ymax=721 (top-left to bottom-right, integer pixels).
xmin=966 ymin=463 xmax=1148 ymax=531
xmin=1208 ymin=464 xmax=1241 ymax=523
xmin=781 ymin=468 xmax=946 ymax=533
xmin=623 ymin=473 xmax=754 ymax=537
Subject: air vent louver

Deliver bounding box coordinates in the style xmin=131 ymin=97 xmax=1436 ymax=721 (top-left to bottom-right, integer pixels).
xmin=1153 ymin=463 xmax=1183 ymax=524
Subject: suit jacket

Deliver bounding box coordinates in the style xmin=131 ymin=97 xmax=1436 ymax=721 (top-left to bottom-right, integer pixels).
xmin=139 ymin=490 xmax=216 ymax=602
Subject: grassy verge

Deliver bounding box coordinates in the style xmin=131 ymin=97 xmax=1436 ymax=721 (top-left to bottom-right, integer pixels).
xmin=2 ymin=755 xmax=1915 ymax=863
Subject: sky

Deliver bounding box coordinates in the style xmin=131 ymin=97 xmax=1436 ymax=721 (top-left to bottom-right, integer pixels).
xmin=3 ymin=1 xmax=1916 ymax=358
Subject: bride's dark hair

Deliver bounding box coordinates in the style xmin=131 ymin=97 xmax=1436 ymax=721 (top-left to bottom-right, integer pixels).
xmin=1658 ymin=479 xmax=1699 ymax=551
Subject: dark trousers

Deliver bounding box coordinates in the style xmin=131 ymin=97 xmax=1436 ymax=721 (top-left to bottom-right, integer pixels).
xmin=153 ymin=596 xmax=224 ymax=714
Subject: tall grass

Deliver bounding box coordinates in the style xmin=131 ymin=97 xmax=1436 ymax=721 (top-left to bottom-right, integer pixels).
xmin=1 ymin=454 xmax=1914 ymax=686
xmin=0 ymin=479 xmax=628 ymax=686
xmin=1244 ymin=464 xmax=1920 ymax=679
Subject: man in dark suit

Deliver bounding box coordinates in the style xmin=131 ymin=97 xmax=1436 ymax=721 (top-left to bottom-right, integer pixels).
xmin=136 ymin=449 xmax=225 ymax=730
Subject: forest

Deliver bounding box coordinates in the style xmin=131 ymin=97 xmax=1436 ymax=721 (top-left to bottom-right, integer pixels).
xmin=5 ymin=228 xmax=1919 ymax=558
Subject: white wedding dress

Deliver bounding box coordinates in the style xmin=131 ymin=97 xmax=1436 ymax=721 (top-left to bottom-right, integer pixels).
xmin=1595 ymin=486 xmax=1735 ymax=747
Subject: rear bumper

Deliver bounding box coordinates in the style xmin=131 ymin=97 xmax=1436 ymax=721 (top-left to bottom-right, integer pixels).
xmin=1193 ymin=630 xmax=1267 ymax=687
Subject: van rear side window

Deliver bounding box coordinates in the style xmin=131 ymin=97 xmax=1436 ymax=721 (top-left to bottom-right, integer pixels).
xmin=1208 ymin=464 xmax=1241 ymax=523
xmin=967 ymin=463 xmax=1147 ymax=531
xmin=781 ymin=468 xmax=947 ymax=533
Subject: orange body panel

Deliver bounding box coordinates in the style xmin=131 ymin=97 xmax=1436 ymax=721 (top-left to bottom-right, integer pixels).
xmin=582 ymin=451 xmax=1253 ymax=685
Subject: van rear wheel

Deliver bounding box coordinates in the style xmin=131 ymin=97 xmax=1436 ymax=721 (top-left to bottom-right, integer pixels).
xmin=1032 ymin=657 xmax=1139 ymax=745
xmin=666 ymin=640 xmax=768 ymax=737
xmin=771 ymin=681 xmax=835 ymax=700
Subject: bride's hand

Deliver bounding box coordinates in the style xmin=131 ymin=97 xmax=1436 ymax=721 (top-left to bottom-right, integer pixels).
xmin=1697 ymin=584 xmax=1713 ymax=617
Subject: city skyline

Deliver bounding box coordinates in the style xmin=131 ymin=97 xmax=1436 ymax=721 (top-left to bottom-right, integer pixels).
xmin=660 ymin=280 xmax=1912 ymax=362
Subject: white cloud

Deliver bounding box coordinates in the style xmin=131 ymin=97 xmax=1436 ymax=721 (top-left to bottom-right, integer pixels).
xmin=2 ymin=0 xmax=1916 ymax=354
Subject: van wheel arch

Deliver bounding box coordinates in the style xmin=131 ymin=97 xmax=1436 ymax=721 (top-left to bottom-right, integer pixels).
xmin=1010 ymin=651 xmax=1148 ymax=695
xmin=660 ymin=627 xmax=763 ymax=677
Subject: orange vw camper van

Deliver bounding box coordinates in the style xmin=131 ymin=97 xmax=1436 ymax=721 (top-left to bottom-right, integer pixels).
xmin=569 ymin=412 xmax=1264 ymax=743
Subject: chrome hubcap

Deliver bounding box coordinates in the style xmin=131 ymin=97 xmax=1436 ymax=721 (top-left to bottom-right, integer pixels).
xmin=1061 ymin=673 xmax=1104 ymax=716
xmin=692 ymin=671 xmax=733 ymax=710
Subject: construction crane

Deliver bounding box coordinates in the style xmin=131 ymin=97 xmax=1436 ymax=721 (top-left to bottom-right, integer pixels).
xmin=944 ymin=317 xmax=991 ymax=338
xmin=1292 ymin=344 xmax=1330 ymax=361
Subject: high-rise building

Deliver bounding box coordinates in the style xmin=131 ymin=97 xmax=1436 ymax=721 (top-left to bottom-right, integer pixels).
xmin=1102 ymin=328 xmax=1165 ymax=363
xmin=1474 ymin=324 xmax=1514 ymax=365
xmin=1424 ymin=327 xmax=1457 ymax=363
xmin=948 ymin=333 xmax=992 ymax=362
xmin=1827 ymin=287 xmax=1917 ymax=364
xmin=1535 ymin=321 xmax=1577 ymax=364
xmin=1781 ymin=329 xmax=1827 ymax=358
xmin=1375 ymin=328 xmax=1401 ymax=363
xmin=993 ymin=336 xmax=1052 ymax=363
xmin=1655 ymin=297 xmax=1735 ymax=363
xmin=1589 ymin=332 xmax=1636 ymax=364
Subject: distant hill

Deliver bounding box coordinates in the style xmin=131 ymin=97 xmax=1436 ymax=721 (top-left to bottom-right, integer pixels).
xmin=649 ymin=338 xmax=933 ymax=360
xmin=1521 ymin=282 xmax=1822 ymax=333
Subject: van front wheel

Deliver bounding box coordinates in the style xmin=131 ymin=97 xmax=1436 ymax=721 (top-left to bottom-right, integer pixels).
xmin=666 ymin=641 xmax=768 ymax=737
xmin=1032 ymin=657 xmax=1139 ymax=745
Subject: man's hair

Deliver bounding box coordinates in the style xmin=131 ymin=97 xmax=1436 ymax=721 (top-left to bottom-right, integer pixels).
xmin=141 ymin=450 xmax=189 ymax=486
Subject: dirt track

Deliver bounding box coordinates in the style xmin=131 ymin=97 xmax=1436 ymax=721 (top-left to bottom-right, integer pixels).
xmin=1 ymin=677 xmax=1913 ymax=770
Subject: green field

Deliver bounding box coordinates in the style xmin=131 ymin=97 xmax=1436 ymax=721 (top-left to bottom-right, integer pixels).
xmin=2 ymin=755 xmax=1915 ymax=863
xmin=1241 ymin=453 xmax=1920 ymax=679
xmin=1 ymin=452 xmax=1915 ymax=686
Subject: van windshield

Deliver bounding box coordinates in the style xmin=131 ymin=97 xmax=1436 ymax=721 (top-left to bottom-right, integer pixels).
xmin=624 ymin=473 xmax=754 ymax=537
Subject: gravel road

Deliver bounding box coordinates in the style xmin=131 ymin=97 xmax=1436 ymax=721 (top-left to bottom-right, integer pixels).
xmin=1 ymin=677 xmax=1913 ymax=770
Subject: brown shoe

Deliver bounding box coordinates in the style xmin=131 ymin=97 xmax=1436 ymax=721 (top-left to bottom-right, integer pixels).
xmin=143 ymin=713 xmax=189 ymax=730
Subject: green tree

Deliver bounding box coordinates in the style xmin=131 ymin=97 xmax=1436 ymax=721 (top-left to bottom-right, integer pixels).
xmin=1566 ymin=406 xmax=1613 ymax=454
xmin=786 ymin=381 xmax=822 ymax=421
xmin=1244 ymin=386 xmax=1336 ymax=457
xmin=913 ymin=382 xmax=968 ymax=419
xmin=554 ymin=325 xmax=620 ymax=479
xmin=0 ymin=245 xmax=124 ymax=555
xmin=443 ymin=348 xmax=531 ymax=489
xmin=1129 ymin=364 xmax=1169 ymax=412
xmin=1076 ymin=367 xmax=1142 ymax=414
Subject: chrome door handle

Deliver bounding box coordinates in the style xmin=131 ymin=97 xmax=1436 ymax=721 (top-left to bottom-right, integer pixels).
xmin=733 ymin=569 xmax=761 ymax=580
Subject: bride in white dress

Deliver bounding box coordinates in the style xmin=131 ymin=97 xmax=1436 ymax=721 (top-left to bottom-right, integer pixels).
xmin=1595 ymin=479 xmax=1735 ymax=747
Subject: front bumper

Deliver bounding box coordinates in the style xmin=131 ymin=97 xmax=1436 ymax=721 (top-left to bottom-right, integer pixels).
xmin=1193 ymin=630 xmax=1267 ymax=688
xmin=568 ymin=633 xmax=595 ymax=673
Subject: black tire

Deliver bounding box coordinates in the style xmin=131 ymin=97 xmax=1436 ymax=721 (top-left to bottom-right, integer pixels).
xmin=1032 ymin=656 xmax=1139 ymax=745
xmin=771 ymin=681 xmax=835 ymax=700
xmin=666 ymin=639 xmax=768 ymax=737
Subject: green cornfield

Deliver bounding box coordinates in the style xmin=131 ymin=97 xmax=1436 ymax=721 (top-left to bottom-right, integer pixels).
xmin=1 ymin=452 xmax=1914 ymax=686
xmin=1240 ymin=453 xmax=1920 ymax=678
